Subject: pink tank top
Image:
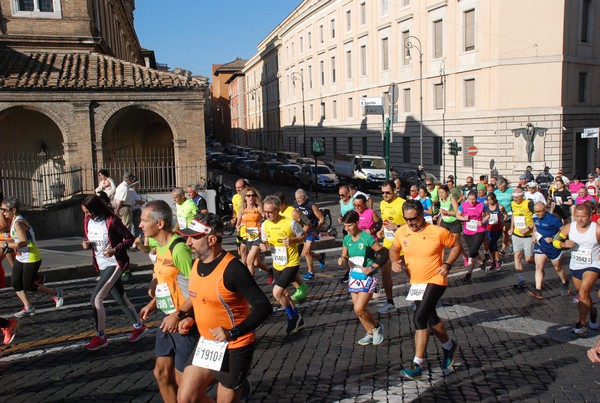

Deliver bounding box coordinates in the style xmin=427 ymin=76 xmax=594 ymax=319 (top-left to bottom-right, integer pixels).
xmin=358 ymin=209 xmax=376 ymax=238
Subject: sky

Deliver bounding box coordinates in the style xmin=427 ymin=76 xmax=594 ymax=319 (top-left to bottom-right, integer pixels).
xmin=134 ymin=1 xmax=301 ymax=79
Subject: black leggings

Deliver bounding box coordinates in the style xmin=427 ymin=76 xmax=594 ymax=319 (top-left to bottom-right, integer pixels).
xmin=11 ymin=260 xmax=42 ymax=292
xmin=464 ymin=232 xmax=486 ymax=258
xmin=0 ymin=317 xmax=9 ymax=327
xmin=413 ymin=283 xmax=446 ymax=330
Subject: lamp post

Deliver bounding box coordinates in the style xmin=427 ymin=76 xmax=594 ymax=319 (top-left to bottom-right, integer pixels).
xmin=290 ymin=71 xmax=306 ymax=156
xmin=439 ymin=60 xmax=446 ymax=179
xmin=216 ymin=104 xmax=224 ymax=142
xmin=404 ymin=35 xmax=424 ymax=167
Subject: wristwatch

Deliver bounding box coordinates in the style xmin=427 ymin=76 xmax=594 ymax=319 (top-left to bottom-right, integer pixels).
xmin=176 ymin=310 xmax=188 ymax=320
xmin=228 ymin=326 xmax=240 ymax=341
xmin=442 ymin=262 xmax=453 ymax=269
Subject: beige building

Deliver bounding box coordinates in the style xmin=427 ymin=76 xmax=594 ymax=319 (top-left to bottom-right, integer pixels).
xmin=243 ymin=0 xmax=600 ymax=182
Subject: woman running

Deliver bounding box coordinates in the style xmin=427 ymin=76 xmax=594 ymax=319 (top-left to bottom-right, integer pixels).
xmin=436 ymin=185 xmax=469 ymax=267
xmin=485 ymin=193 xmax=508 ymax=270
xmin=81 ymin=195 xmax=146 ymax=351
xmin=1 ymin=197 xmax=63 ymax=317
xmin=236 ymin=187 xmax=268 ymax=276
xmin=353 ymin=194 xmax=381 ymax=239
xmin=457 ymin=191 xmax=489 ymax=281
xmin=338 ymin=211 xmax=389 ymax=346
xmin=417 ymin=186 xmax=434 ymax=223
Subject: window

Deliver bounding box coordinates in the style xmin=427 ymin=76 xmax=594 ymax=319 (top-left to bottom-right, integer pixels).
xmin=579 ymin=72 xmax=588 ymax=103
xmin=360 ymin=44 xmax=367 ymax=76
xmin=362 ymin=137 xmax=368 ymax=154
xmin=310 ymin=104 xmax=314 ymax=121
xmin=332 ymin=100 xmax=338 ymax=119
xmin=320 ymin=60 xmax=325 ymax=85
xmin=380 ymin=0 xmax=389 ymax=16
xmin=347 ymin=97 xmax=354 ymax=118
xmin=308 ymin=32 xmax=312 ymax=49
xmin=348 ymin=137 xmax=354 ymax=153
xmin=346 ymin=50 xmax=352 ymax=79
xmin=346 ymin=10 xmax=352 ymax=31
xmin=402 ymin=31 xmax=410 ymax=65
xmin=331 ymin=56 xmax=336 ymax=83
xmin=434 ymin=83 xmax=444 ymax=110
xmin=333 ymin=137 xmax=338 ymax=156
xmin=321 ymin=102 xmax=326 ymax=119
xmin=403 ymin=88 xmax=411 ymax=113
xmin=464 ymin=9 xmax=475 ymax=51
xmin=381 ymin=37 xmax=389 ymax=71
xmin=463 ymin=136 xmax=474 ymax=168
xmin=403 ymin=137 xmax=411 ymax=163
xmin=308 ymin=65 xmax=313 ymax=89
xmin=360 ymin=2 xmax=366 ymax=25
xmin=13 ymin=0 xmax=61 ymax=17
xmin=464 ymin=79 xmax=475 ymax=107
xmin=331 ymin=19 xmax=336 ymax=39
xmin=433 ymin=20 xmax=443 ymax=58
xmin=433 ymin=137 xmax=442 ymax=166
xmin=319 ymin=25 xmax=324 ymax=43
xmin=581 ymin=0 xmax=591 ymax=42
xmin=300 ymin=36 xmax=303 ymax=53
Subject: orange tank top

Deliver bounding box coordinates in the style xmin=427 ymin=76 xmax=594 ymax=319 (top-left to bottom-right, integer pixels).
xmin=153 ymin=239 xmax=186 ymax=310
xmin=188 ymin=252 xmax=255 ymax=348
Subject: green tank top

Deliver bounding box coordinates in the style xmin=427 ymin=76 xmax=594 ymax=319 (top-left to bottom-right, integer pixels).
xmin=439 ymin=198 xmax=457 ymax=223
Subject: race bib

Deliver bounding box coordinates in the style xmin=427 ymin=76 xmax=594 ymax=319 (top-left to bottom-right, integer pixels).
xmin=589 ymin=188 xmax=596 ymax=196
xmin=384 ymin=228 xmax=395 ymax=240
xmin=272 ymin=246 xmax=288 ymax=266
xmin=407 ymin=284 xmax=427 ymax=301
xmin=177 ymin=216 xmax=187 ymax=229
xmin=192 ymin=336 xmax=228 ymax=371
xmin=149 ymin=250 xmax=157 ymax=264
xmin=488 ymin=213 xmax=499 ymax=225
xmin=466 ymin=220 xmax=479 ymax=232
xmin=246 ymin=227 xmax=259 ymax=240
xmin=514 ymin=216 xmax=527 ymax=229
xmin=424 ymin=216 xmax=433 ymax=224
xmin=155 ymin=283 xmax=176 ymax=314
xmin=572 ymin=247 xmax=593 ymax=265
xmin=555 ymin=196 xmax=563 ymax=205
xmin=534 ymin=231 xmax=542 ymax=242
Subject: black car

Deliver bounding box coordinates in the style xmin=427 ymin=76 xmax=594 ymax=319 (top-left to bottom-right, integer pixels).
xmin=273 ymin=164 xmax=301 ymax=187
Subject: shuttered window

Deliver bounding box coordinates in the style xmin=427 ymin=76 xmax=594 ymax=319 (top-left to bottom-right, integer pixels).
xmin=464 ymin=9 xmax=475 ymax=51
xmin=433 ymin=20 xmax=443 ymax=58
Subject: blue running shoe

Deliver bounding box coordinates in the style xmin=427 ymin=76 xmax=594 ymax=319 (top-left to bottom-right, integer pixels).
xmin=318 ymin=252 xmax=326 ymax=270
xmin=442 ymin=340 xmax=458 ymax=369
xmin=303 ymin=272 xmax=314 ymax=280
xmin=400 ymin=363 xmax=422 ymax=380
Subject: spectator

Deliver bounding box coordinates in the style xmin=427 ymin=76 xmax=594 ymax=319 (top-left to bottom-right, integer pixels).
xmin=95 ymin=169 xmax=116 ymax=201
xmin=524 ymin=165 xmax=535 ymax=182
xmin=536 ymin=166 xmax=554 ymax=198
xmin=114 ymin=172 xmax=136 ymax=230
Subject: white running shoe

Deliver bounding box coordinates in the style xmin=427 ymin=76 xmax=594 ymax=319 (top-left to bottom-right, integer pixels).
xmin=377 ymin=302 xmax=396 ymax=314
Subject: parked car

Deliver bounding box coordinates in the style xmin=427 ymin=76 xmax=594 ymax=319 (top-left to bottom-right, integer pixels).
xmin=273 ymin=164 xmax=302 ymax=187
xmin=276 ymin=151 xmax=300 ymax=164
xmin=258 ymin=161 xmax=284 ymax=182
xmin=297 ymin=164 xmax=340 ymax=190
xmin=248 ymin=160 xmax=262 ymax=179
xmin=296 ymin=157 xmax=326 ymax=166
xmin=240 ymin=159 xmax=255 ymax=178
xmin=230 ymin=157 xmax=247 ymax=174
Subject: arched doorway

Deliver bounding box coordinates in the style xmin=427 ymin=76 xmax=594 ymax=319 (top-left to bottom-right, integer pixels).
xmin=0 ymin=107 xmax=66 ymax=207
xmin=101 ymin=106 xmax=175 ymax=191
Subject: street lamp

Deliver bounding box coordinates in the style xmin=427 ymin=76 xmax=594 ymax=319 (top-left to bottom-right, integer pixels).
xmin=439 ymin=60 xmax=446 ymax=179
xmin=290 ymin=71 xmax=306 ymax=157
xmin=216 ymin=104 xmax=224 ymax=142
xmin=404 ymin=35 xmax=424 ymax=167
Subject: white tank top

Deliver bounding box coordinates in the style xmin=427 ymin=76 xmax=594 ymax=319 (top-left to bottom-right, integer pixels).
xmin=569 ymin=221 xmax=600 ymax=270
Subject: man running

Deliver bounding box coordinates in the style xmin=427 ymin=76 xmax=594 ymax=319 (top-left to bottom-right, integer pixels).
xmin=232 ymin=179 xmax=248 ymax=262
xmin=294 ymin=189 xmax=326 ymax=280
xmin=389 ymin=200 xmax=461 ymax=379
xmin=261 ymin=195 xmax=306 ymax=334
xmin=138 ymin=200 xmax=197 ymax=403
xmin=377 ymin=180 xmax=406 ymax=314
xmin=552 ymin=204 xmax=600 ymax=336
xmin=509 ymin=188 xmax=535 ymax=289
xmin=172 ymin=187 xmax=199 ymax=230
xmin=186 ymin=184 xmax=209 ymax=213
xmin=176 ymin=213 xmax=272 ymax=402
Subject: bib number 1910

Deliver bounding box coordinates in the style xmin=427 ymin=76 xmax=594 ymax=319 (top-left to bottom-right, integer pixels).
xmin=192 ymin=336 xmax=228 ymax=371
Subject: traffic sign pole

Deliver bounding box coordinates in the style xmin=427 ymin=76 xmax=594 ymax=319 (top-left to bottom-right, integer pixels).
xmin=467 ymin=146 xmax=478 ymax=180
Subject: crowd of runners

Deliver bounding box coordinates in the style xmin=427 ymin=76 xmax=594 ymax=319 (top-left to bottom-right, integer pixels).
xmin=2 ymin=164 xmax=600 ymax=401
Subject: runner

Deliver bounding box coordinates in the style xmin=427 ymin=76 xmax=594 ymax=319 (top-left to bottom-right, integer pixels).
xmin=529 ymin=202 xmax=570 ymax=299
xmin=0 ymin=207 xmax=15 ymax=289
xmin=485 ymin=193 xmax=508 ymax=270
xmin=172 ymin=187 xmax=199 ymax=230
xmin=509 ymin=189 xmax=535 ymax=289
xmin=457 ymin=191 xmax=489 ymax=281
xmin=389 ymin=200 xmax=461 ymax=379
xmin=417 ymin=186 xmax=433 ymax=223
xmin=436 ymin=185 xmax=469 ymax=267
xmin=377 ymin=180 xmax=406 ymax=314
xmin=551 ymin=178 xmax=573 ymax=222
xmin=494 ymin=178 xmax=514 ymax=255
xmin=338 ymin=211 xmax=389 ymax=346
xmin=186 ymin=184 xmax=209 ymax=213
xmin=138 ymin=200 xmax=197 ymax=403
xmin=261 ymin=195 xmax=306 ymax=334
xmin=1 ymin=196 xmax=63 ymax=317
xmin=81 ymin=194 xmax=146 ymax=350
xmin=294 ymin=189 xmax=326 ymax=280
xmin=236 ymin=187 xmax=269 ymax=277
xmin=232 ymin=179 xmax=249 ymax=264
xmin=337 ymin=185 xmax=355 ymax=236
xmin=175 ymin=213 xmax=272 ymax=402
xmin=552 ymin=204 xmax=600 ymax=336
xmin=348 ymin=183 xmax=373 ymax=209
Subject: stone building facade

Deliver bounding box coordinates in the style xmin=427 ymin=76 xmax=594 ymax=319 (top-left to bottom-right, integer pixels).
xmin=241 ymin=0 xmax=600 ymax=182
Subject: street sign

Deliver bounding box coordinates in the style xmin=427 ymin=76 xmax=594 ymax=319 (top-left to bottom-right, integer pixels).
xmin=359 ymin=97 xmax=383 ymax=107
xmin=387 ymin=83 xmax=399 ymax=104
xmin=365 ymin=105 xmax=384 ymax=115
xmin=582 ymin=128 xmax=599 ymax=138
xmin=467 ymin=145 xmax=478 ymax=156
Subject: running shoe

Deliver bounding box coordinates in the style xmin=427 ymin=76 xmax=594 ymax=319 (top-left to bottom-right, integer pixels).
xmin=267 ymin=270 xmax=274 ymax=285
xmin=561 ymin=281 xmax=571 ymax=297
xmin=286 ymin=315 xmax=304 ymax=335
xmin=442 ymin=339 xmax=458 ymax=369
xmin=528 ymin=289 xmax=543 ymax=300
xmin=2 ymin=318 xmax=19 ymax=345
xmin=85 ymin=335 xmax=108 ymax=351
xmin=400 ymin=363 xmax=422 ymax=380
xmin=340 ymin=271 xmax=349 ymax=283
xmin=372 ymin=325 xmax=384 ymax=346
xmin=499 ymin=248 xmax=506 ymax=256
xmin=53 ymin=288 xmax=64 ymax=308
xmin=357 ymin=332 xmax=373 ymax=345
xmin=128 ymin=324 xmax=148 ymax=342
xmin=291 ymin=283 xmax=308 ymax=302
xmin=34 ymin=274 xmax=46 ymax=287
xmin=463 ymin=273 xmax=472 ymax=282
xmin=302 ymin=272 xmax=314 ymax=280
xmin=121 ymin=270 xmax=132 ymax=281
xmin=495 ymin=260 xmax=503 ymax=270
xmin=589 ymin=308 xmax=599 ymax=330
xmin=377 ymin=302 xmax=396 ymax=314
xmin=570 ymin=322 xmax=588 ymax=336
xmin=513 ymin=279 xmax=526 ymax=289
xmin=506 ymin=245 xmax=514 ymax=254
xmin=14 ymin=306 xmax=35 ymax=318
xmin=318 ymin=253 xmax=326 ymax=270
xmin=573 ymin=295 xmax=580 ymax=304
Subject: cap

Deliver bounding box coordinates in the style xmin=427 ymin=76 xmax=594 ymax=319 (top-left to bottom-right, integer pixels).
xmin=519 ymin=174 xmax=527 ymax=180
xmin=176 ymin=219 xmax=213 ymax=237
xmin=476 ymin=184 xmax=486 ymax=190
xmin=526 ymin=165 xmax=532 ymax=169
xmin=512 ymin=189 xmax=524 ymax=197
xmin=527 ymin=181 xmax=538 ymax=188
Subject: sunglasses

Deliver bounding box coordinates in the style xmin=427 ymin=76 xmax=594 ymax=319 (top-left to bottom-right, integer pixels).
xmin=404 ymin=215 xmax=421 ymax=222
xmin=245 ymin=194 xmax=256 ymax=197
xmin=339 ymin=193 xmax=347 ymax=197
xmin=381 ymin=191 xmax=393 ymax=195
xmin=0 ymin=207 xmax=7 ymax=212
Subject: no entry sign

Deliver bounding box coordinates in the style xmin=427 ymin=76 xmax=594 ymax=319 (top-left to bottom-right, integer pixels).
xmin=467 ymin=145 xmax=478 ymax=156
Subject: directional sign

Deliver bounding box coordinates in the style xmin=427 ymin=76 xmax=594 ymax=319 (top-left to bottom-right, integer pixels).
xmin=365 ymin=105 xmax=384 ymax=115
xmin=359 ymin=97 xmax=383 ymax=107
xmin=582 ymin=128 xmax=599 ymax=138
xmin=467 ymin=145 xmax=478 ymax=156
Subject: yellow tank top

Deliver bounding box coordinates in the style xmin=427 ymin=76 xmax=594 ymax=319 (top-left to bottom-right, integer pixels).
xmin=511 ymin=199 xmax=534 ymax=237
xmin=262 ymin=218 xmax=301 ymax=270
